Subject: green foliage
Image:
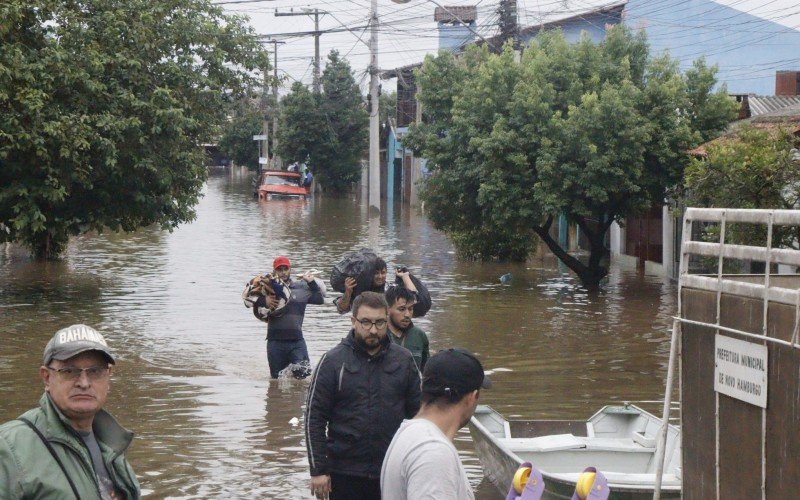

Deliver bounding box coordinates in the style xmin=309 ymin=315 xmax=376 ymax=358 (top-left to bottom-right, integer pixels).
xmin=277 ymin=51 xmax=367 ymax=192
xmin=380 ymin=91 xmax=397 ymax=124
xmin=684 ymin=58 xmax=739 ymax=143
xmin=219 ymin=105 xmax=264 ymax=170
xmin=277 ymin=82 xmax=335 ymax=172
xmin=0 ymin=0 xmax=269 ymax=258
xmin=405 ymin=27 xmax=735 ymax=287
xmin=685 ymin=125 xmax=800 ymax=248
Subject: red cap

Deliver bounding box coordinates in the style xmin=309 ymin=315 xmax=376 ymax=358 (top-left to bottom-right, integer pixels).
xmin=273 ymin=256 xmax=291 ymax=270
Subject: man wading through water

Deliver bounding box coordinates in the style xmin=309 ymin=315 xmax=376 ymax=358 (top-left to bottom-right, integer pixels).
xmin=334 ymin=258 xmax=418 ymax=314
xmin=245 ymin=256 xmax=324 ymax=378
xmin=386 ymin=286 xmax=430 ymax=372
xmin=305 ymin=292 xmax=421 ymax=500
xmin=0 ymin=324 xmax=140 ymax=499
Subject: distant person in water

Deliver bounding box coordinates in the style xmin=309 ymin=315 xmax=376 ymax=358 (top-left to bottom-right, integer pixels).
xmin=386 ymin=285 xmax=429 ymax=372
xmin=334 ymin=258 xmax=418 ymax=314
xmin=244 ymin=256 xmax=324 ymax=379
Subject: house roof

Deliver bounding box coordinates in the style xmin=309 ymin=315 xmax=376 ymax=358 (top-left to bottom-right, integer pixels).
xmin=380 ymin=62 xmax=421 ymax=80
xmin=434 ymin=6 xmax=477 ymax=23
xmin=689 ymin=103 xmax=800 ymax=156
xmin=518 ymin=1 xmax=627 ymax=38
xmin=748 ymin=95 xmax=800 ymax=117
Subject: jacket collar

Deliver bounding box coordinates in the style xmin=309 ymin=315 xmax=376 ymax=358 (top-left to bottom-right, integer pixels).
xmin=38 ymin=393 xmax=134 ymax=455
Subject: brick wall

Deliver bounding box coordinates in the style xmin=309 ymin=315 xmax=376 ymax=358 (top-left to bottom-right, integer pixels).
xmin=775 ymin=71 xmax=800 ymax=96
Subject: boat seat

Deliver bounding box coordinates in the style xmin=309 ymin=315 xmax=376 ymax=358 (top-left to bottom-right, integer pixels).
xmin=501 ymin=433 xmax=586 ymax=452
xmin=632 ymin=430 xmax=656 ymax=448
xmin=584 ymin=437 xmax=655 ymax=453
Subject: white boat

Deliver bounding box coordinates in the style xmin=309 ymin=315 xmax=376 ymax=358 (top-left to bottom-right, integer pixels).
xmin=469 ymin=404 xmax=681 ymax=499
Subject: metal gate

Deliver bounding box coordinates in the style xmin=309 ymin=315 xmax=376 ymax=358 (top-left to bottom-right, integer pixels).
xmin=655 ymin=208 xmax=800 ymax=499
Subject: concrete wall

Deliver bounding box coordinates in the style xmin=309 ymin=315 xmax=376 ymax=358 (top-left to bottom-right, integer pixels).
xmin=438 ymin=23 xmax=477 ymax=52
xmin=521 ymin=10 xmax=621 ymax=46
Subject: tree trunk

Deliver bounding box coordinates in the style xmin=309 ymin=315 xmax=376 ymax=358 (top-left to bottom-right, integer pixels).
xmin=32 ymin=231 xmax=67 ymax=260
xmin=533 ymin=215 xmax=613 ymax=291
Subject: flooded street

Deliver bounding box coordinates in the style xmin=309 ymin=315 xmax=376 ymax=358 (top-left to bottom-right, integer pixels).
xmin=0 ymin=168 xmax=677 ymax=498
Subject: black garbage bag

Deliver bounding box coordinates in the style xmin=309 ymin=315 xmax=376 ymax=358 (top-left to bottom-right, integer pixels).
xmin=394 ymin=274 xmax=432 ymax=318
xmin=331 ymin=248 xmax=381 ymax=296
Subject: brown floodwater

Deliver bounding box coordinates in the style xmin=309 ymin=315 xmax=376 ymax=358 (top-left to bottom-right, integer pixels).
xmin=0 ymin=167 xmax=677 ymax=498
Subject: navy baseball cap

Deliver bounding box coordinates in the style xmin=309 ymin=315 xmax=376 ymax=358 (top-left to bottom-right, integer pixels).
xmin=422 ymin=347 xmax=491 ymax=397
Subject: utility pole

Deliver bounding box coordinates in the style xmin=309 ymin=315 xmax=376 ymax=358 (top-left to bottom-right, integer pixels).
xmin=497 ymin=0 xmax=519 ymax=50
xmin=258 ymin=64 xmax=270 ymax=173
xmin=275 ymin=9 xmax=326 ymax=93
xmin=264 ymin=39 xmax=285 ymax=168
xmin=313 ymin=9 xmax=321 ymax=93
xmin=368 ymin=0 xmax=380 ymax=212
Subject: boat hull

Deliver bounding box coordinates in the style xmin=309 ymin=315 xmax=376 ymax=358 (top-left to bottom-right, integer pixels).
xmin=468 ymin=405 xmax=681 ymax=499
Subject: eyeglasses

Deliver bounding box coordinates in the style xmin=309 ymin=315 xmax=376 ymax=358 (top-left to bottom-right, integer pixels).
xmin=46 ymin=365 xmax=110 ymax=381
xmin=354 ymin=318 xmax=387 ymax=329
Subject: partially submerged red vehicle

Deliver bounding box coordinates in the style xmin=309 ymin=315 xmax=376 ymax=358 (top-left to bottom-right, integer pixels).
xmin=256 ymin=170 xmax=308 ymax=200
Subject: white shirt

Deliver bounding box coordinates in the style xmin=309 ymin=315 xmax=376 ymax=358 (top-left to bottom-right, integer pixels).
xmin=381 ymin=418 xmax=475 ymax=500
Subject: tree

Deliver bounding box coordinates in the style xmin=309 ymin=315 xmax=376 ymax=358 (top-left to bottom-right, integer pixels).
xmin=405 ymin=27 xmax=737 ymax=289
xmin=380 ymin=91 xmax=397 ymax=124
xmin=219 ymin=104 xmax=264 ymax=170
xmin=278 ymin=51 xmax=367 ymax=193
xmin=277 ymin=82 xmax=336 ymax=174
xmin=685 ymin=125 xmax=800 ymax=250
xmin=0 ymin=0 xmax=269 ymax=258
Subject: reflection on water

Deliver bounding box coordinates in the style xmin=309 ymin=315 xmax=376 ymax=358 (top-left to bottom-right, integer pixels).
xmin=0 ymin=167 xmax=676 ymax=498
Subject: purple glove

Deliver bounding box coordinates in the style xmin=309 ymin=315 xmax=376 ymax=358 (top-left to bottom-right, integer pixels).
xmin=506 ymin=462 xmax=545 ymax=500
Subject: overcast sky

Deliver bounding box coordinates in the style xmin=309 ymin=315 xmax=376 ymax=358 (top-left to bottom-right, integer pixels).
xmin=218 ymin=0 xmax=800 ymax=94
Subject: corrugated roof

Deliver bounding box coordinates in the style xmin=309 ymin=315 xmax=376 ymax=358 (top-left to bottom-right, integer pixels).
xmin=434 ymin=6 xmax=477 ymax=23
xmin=748 ymin=95 xmax=800 ymax=116
xmin=689 ymin=104 xmax=800 ymax=157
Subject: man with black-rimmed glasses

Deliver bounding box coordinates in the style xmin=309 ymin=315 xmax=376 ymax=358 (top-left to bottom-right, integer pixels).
xmin=305 ymin=292 xmax=421 ymax=500
xmin=0 ymin=324 xmax=140 ymax=499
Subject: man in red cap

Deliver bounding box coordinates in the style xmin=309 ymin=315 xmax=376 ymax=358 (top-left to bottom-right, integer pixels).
xmin=260 ymin=256 xmax=324 ymax=378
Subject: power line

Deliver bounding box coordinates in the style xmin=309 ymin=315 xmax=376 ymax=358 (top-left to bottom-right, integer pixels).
xmin=213 ymin=0 xmax=276 ymax=4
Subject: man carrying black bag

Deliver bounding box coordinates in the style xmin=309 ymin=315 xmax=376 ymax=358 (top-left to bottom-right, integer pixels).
xmin=332 ymin=251 xmax=430 ymax=317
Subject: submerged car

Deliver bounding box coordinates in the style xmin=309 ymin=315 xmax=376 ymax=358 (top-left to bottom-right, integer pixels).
xmin=256 ymin=170 xmax=308 ymax=200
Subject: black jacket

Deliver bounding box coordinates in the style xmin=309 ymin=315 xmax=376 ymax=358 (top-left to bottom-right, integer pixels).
xmin=305 ymin=330 xmax=421 ymax=478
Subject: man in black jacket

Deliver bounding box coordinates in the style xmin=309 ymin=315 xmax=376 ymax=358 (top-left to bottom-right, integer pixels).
xmin=305 ymin=291 xmax=421 ymax=500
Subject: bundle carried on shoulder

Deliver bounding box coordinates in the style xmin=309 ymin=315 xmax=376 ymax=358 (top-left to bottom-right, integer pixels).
xmin=242 ymin=273 xmax=290 ymax=322
xmin=330 ymin=248 xmax=382 ymax=296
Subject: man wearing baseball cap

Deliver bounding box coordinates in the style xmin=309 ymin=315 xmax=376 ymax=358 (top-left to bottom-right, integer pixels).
xmin=258 ymin=256 xmax=324 ymax=378
xmin=381 ymin=347 xmax=491 ymax=499
xmin=0 ymin=324 xmax=140 ymax=498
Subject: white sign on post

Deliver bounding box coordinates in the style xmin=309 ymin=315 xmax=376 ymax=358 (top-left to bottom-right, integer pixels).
xmin=253 ymin=135 xmax=267 ymax=141
xmin=714 ymin=334 xmax=768 ymax=408
xmin=258 ymin=157 xmax=268 ymax=165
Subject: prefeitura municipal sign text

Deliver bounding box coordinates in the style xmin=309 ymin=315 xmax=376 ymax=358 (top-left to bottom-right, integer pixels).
xmin=714 ymin=334 xmax=768 ymax=408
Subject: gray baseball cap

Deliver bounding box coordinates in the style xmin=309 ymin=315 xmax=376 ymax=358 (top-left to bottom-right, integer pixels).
xmin=43 ymin=324 xmax=115 ymax=365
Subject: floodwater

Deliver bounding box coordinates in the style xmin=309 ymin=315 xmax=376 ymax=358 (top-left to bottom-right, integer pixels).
xmin=0 ymin=168 xmax=677 ymax=498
